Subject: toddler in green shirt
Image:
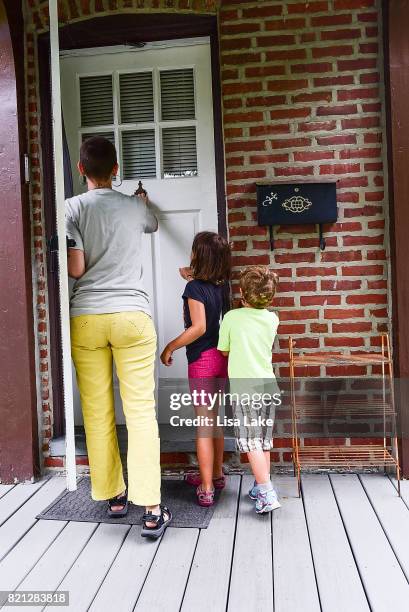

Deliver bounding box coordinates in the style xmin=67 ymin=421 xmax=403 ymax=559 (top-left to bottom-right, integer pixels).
xmin=218 ymin=265 xmax=281 ymax=514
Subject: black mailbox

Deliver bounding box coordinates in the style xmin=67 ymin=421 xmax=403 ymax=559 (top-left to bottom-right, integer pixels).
xmin=257 ymin=181 xmax=337 ymax=250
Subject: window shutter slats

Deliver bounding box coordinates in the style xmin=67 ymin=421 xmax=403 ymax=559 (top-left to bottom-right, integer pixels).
xmin=160 ymin=69 xmax=195 ymax=121
xmin=122 ymin=130 xmax=156 ymax=179
xmin=119 ymin=72 xmax=154 ymax=124
xmin=162 ymin=126 xmax=197 ymax=178
xmin=80 ymin=75 xmax=114 ymax=127
xmin=82 ymin=131 xmax=115 ymax=146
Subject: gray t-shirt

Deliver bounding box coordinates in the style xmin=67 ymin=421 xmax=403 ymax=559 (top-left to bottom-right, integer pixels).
xmin=65 ymin=188 xmax=157 ymax=317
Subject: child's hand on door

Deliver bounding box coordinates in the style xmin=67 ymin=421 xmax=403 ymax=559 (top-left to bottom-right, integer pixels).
xmin=160 ymin=345 xmax=174 ymax=366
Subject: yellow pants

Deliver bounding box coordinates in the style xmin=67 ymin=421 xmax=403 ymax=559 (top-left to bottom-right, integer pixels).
xmin=70 ymin=311 xmax=161 ymax=506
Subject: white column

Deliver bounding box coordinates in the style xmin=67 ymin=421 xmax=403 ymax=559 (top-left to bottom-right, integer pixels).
xmin=49 ymin=0 xmax=77 ymax=490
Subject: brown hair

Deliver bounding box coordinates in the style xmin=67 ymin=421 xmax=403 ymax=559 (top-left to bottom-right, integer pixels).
xmin=239 ymin=266 xmax=278 ymax=309
xmin=190 ymin=231 xmax=231 ymax=284
xmin=80 ymin=136 xmax=117 ymax=180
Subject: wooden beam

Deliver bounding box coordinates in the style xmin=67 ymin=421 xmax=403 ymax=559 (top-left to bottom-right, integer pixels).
xmin=383 ymin=0 xmax=409 ymax=477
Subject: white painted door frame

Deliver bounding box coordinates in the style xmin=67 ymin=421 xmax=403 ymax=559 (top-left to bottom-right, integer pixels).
xmin=49 ymin=0 xmax=77 ymax=491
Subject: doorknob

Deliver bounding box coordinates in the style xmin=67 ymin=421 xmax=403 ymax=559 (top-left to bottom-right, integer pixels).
xmin=134 ymin=180 xmax=147 ymax=197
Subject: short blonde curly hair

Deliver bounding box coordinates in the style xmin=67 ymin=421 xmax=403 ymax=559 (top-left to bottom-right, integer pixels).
xmin=239 ymin=266 xmax=278 ymax=309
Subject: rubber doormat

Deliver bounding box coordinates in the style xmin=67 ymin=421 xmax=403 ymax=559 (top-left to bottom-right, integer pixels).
xmin=36 ymin=477 xmax=219 ymax=528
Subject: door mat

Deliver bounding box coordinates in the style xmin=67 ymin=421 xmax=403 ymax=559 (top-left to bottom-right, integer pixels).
xmin=36 ymin=477 xmax=219 ymax=529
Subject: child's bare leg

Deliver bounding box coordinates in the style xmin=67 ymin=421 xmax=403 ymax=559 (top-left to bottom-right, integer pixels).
xmin=212 ymin=428 xmax=224 ymax=479
xmin=264 ymin=450 xmax=271 ymax=476
xmin=247 ymin=449 xmax=270 ymax=484
xmin=196 ymin=435 xmax=214 ymax=491
xmin=196 ymin=405 xmax=215 ymax=491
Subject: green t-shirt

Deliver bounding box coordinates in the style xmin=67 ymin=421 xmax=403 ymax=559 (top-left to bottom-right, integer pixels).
xmin=218 ymin=307 xmax=279 ymax=379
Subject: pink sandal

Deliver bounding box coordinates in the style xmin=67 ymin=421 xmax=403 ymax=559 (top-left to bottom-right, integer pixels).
xmin=196 ymin=485 xmax=215 ymax=507
xmin=185 ymin=472 xmax=226 ymax=490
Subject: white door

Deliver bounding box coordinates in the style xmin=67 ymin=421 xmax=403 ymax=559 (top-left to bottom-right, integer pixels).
xmin=60 ymin=39 xmax=219 ymax=426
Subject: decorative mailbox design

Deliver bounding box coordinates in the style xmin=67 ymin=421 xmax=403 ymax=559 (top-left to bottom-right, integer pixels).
xmin=257 ymin=181 xmax=337 ymax=250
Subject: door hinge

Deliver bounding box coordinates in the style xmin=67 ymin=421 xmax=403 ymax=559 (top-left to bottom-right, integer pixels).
xmin=24 ymin=153 xmax=30 ymax=184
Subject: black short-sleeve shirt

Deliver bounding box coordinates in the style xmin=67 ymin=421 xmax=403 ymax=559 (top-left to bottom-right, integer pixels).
xmin=182 ymin=279 xmax=225 ymax=364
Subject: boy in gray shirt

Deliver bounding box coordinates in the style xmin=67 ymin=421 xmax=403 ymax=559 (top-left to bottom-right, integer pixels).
xmin=66 ymin=136 xmax=171 ymax=539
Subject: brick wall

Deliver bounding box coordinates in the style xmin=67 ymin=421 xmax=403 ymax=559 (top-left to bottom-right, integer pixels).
xmin=24 ymin=0 xmax=389 ymax=467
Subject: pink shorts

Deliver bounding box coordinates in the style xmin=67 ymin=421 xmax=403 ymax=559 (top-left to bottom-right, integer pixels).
xmin=188 ymin=347 xmax=228 ymax=405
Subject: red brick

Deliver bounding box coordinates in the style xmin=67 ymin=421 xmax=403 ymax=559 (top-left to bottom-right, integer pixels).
xmin=301 ymin=295 xmax=341 ymax=306
xmin=279 ymin=309 xmax=320 ymax=321
xmin=223 ymin=82 xmax=263 ymax=95
xmin=338 ymin=87 xmax=379 ymax=101
xmin=294 ymin=150 xmax=335 ymax=162
xmin=221 ymin=23 xmax=261 ymax=36
xmin=266 ymin=49 xmax=307 ymax=61
xmin=334 ymin=0 xmax=375 ymax=8
xmin=321 ymin=250 xmax=362 ymax=262
xmin=321 ymin=279 xmax=362 ymax=291
xmin=365 ymin=191 xmax=384 ymax=202
xmin=299 ymin=121 xmax=337 ymax=132
xmin=320 ymin=163 xmax=360 ymax=175
xmin=288 ymin=1 xmax=329 ymax=13
xmin=221 ymin=37 xmax=252 ymax=52
xmin=250 ymin=154 xmax=290 ymax=165
xmin=250 ymin=124 xmax=290 ymax=137
xmin=314 ymin=75 xmax=354 ymax=87
xmin=320 ymin=29 xmax=362 ymax=41
xmin=222 ymin=52 xmax=262 ymax=66
xmin=256 ymin=35 xmax=296 ymax=47
xmin=298 ymin=237 xmax=337 ymax=248
xmin=364 ymin=132 xmax=382 ymax=143
xmin=265 ymin=18 xmax=306 ymax=31
xmin=245 ymin=66 xmax=286 ymax=78
xmin=360 ymin=72 xmax=380 ymax=84
xmin=311 ymin=15 xmax=352 ymax=27
xmin=224 ymin=110 xmax=264 ymax=124
xmin=271 ymin=137 xmax=312 ymax=149
xmin=227 ymin=170 xmax=266 ymax=181
xmin=338 ymin=58 xmax=378 ymax=71
xmin=279 ymin=281 xmax=317 ymax=293
xmin=337 ymin=176 xmax=368 ymax=188
xmin=279 ymin=323 xmax=307 ymax=334
xmin=229 ymin=225 xmax=266 ymax=237
xmin=360 ymin=42 xmax=378 ymax=53
xmin=267 ymin=79 xmax=309 ymax=92
xmin=317 ymin=104 xmax=357 ymax=116
xmin=296 ymin=266 xmax=337 ymax=277
xmin=340 ymin=148 xmax=381 ymax=159
xmin=333 ymin=322 xmax=372 ymax=332
xmin=270 ymin=108 xmax=311 ymax=120
xmin=246 ymin=95 xmax=286 ymax=108
xmin=292 ymin=91 xmax=332 ymax=103
xmin=316 ymin=134 xmax=357 ymax=146
xmin=225 ymin=141 xmax=265 ymax=153
xmin=291 ymin=62 xmax=333 ymax=74
xmin=275 ymin=166 xmax=314 ymax=177
xmin=242 ymin=5 xmax=282 ymax=18
xmin=325 ymin=336 xmax=365 ymax=347
xmin=346 ymin=293 xmax=387 ymax=304
xmin=342 ymin=264 xmax=384 ymax=276
xmin=324 ymin=308 xmax=365 ymax=319
xmin=341 ymin=117 xmax=380 ymax=129
xmin=233 ymin=255 xmax=270 ymax=266
xmin=343 ymin=204 xmax=381 ymax=216
xmin=358 ymin=11 xmax=378 ymax=22
xmin=275 ymin=252 xmax=316 ymax=264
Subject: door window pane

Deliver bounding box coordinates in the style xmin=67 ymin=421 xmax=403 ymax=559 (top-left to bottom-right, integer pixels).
xmin=119 ymin=72 xmax=154 ymax=124
xmin=160 ymin=68 xmax=195 ymax=121
xmin=121 ymin=130 xmax=156 ymax=179
xmin=79 ymin=75 xmax=114 ymax=127
xmin=162 ymin=126 xmax=197 ymax=178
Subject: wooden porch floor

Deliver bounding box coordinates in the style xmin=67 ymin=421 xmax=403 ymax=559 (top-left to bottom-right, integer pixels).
xmin=1 ymin=473 xmax=409 ymax=611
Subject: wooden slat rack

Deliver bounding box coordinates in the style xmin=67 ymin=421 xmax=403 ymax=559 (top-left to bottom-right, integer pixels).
xmin=289 ymin=334 xmax=401 ymax=496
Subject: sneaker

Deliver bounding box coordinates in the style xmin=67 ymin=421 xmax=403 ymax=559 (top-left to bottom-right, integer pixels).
xmin=249 ymin=480 xmax=259 ymax=501
xmin=196 ymin=485 xmax=215 ymax=507
xmin=255 ymin=488 xmax=281 ymax=514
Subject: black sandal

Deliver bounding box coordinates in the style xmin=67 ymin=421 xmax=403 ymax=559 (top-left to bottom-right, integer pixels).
xmin=141 ymin=505 xmax=172 ymax=539
xmin=107 ymin=490 xmax=128 ymax=518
